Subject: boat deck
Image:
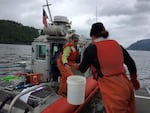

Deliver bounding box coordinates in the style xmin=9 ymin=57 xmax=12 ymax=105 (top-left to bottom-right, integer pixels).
xmin=135 ymin=87 xmax=150 ymax=113
xmin=0 ymin=79 xmax=61 ymax=113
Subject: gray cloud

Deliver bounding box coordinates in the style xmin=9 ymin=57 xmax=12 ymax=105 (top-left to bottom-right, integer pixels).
xmin=0 ymin=0 xmax=150 ymax=47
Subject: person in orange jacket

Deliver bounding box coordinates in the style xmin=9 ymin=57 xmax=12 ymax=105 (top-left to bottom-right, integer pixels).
xmin=57 ymin=34 xmax=80 ymax=96
xmin=76 ymin=22 xmax=140 ymax=113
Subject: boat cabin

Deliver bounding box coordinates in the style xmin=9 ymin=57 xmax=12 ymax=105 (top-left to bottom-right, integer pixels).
xmin=31 ymin=16 xmax=72 ymax=82
xmin=31 ymin=35 xmax=66 ymax=82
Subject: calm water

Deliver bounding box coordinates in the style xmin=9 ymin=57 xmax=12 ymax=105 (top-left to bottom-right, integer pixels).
xmin=0 ymin=44 xmax=31 ymax=75
xmin=0 ymin=44 xmax=150 ymax=87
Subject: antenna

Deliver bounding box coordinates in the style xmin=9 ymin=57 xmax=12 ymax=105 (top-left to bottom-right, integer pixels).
xmin=96 ymin=6 xmax=97 ymax=22
xmin=43 ymin=0 xmax=53 ymax=22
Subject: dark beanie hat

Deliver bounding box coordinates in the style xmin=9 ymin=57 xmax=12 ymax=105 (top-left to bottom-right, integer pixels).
xmin=90 ymin=22 xmax=105 ymax=37
xmin=70 ymin=34 xmax=80 ymax=41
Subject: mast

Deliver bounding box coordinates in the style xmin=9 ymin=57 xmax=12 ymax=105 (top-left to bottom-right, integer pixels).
xmin=43 ymin=0 xmax=53 ymax=22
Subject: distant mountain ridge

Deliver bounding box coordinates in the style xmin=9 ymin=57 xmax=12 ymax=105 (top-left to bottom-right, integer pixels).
xmin=127 ymin=39 xmax=150 ymax=51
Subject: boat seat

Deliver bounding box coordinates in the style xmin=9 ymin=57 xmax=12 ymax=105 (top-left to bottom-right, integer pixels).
xmin=41 ymin=77 xmax=98 ymax=113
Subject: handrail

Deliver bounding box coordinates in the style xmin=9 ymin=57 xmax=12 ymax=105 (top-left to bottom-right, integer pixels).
xmin=8 ymin=83 xmax=55 ymax=113
xmin=146 ymin=87 xmax=150 ymax=95
xmin=135 ymin=87 xmax=150 ymax=99
xmin=135 ymin=95 xmax=150 ymax=99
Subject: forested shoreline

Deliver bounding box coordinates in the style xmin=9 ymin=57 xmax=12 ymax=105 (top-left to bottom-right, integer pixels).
xmin=0 ymin=20 xmax=39 ymax=44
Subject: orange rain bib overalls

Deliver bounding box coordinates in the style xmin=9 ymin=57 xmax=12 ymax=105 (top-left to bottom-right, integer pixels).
xmin=92 ymin=40 xmax=136 ymax=113
xmin=57 ymin=42 xmax=79 ymax=95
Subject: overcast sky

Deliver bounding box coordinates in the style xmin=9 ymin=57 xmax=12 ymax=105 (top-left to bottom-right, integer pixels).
xmin=0 ymin=0 xmax=150 ymax=47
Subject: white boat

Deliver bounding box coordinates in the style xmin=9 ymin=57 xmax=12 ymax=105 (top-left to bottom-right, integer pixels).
xmin=0 ymin=1 xmax=149 ymax=113
xmin=0 ymin=10 xmax=100 ymax=113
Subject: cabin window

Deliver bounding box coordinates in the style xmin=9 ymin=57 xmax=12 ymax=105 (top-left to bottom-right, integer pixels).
xmin=52 ymin=44 xmax=58 ymax=56
xmin=52 ymin=43 xmax=63 ymax=56
xmin=36 ymin=45 xmax=46 ymax=60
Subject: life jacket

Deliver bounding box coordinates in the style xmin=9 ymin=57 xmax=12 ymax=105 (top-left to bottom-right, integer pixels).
xmin=61 ymin=42 xmax=79 ymax=66
xmin=93 ymin=39 xmax=126 ymax=76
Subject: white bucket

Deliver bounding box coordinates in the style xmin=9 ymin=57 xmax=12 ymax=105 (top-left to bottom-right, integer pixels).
xmin=67 ymin=75 xmax=86 ymax=105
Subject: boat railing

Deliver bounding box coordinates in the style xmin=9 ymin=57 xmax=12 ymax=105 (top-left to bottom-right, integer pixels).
xmin=135 ymin=87 xmax=150 ymax=99
xmin=146 ymin=87 xmax=150 ymax=95
xmin=8 ymin=83 xmax=56 ymax=113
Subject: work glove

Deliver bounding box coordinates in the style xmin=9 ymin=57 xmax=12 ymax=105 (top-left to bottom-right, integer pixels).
xmin=130 ymin=74 xmax=140 ymax=90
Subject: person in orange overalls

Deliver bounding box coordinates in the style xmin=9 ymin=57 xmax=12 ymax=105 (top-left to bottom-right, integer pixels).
xmin=77 ymin=22 xmax=140 ymax=113
xmin=57 ymin=34 xmax=80 ymax=96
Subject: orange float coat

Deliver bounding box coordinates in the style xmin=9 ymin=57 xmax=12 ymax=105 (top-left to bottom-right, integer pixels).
xmin=57 ymin=42 xmax=79 ymax=95
xmin=92 ymin=40 xmax=136 ymax=113
xmin=63 ymin=42 xmax=79 ymax=66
